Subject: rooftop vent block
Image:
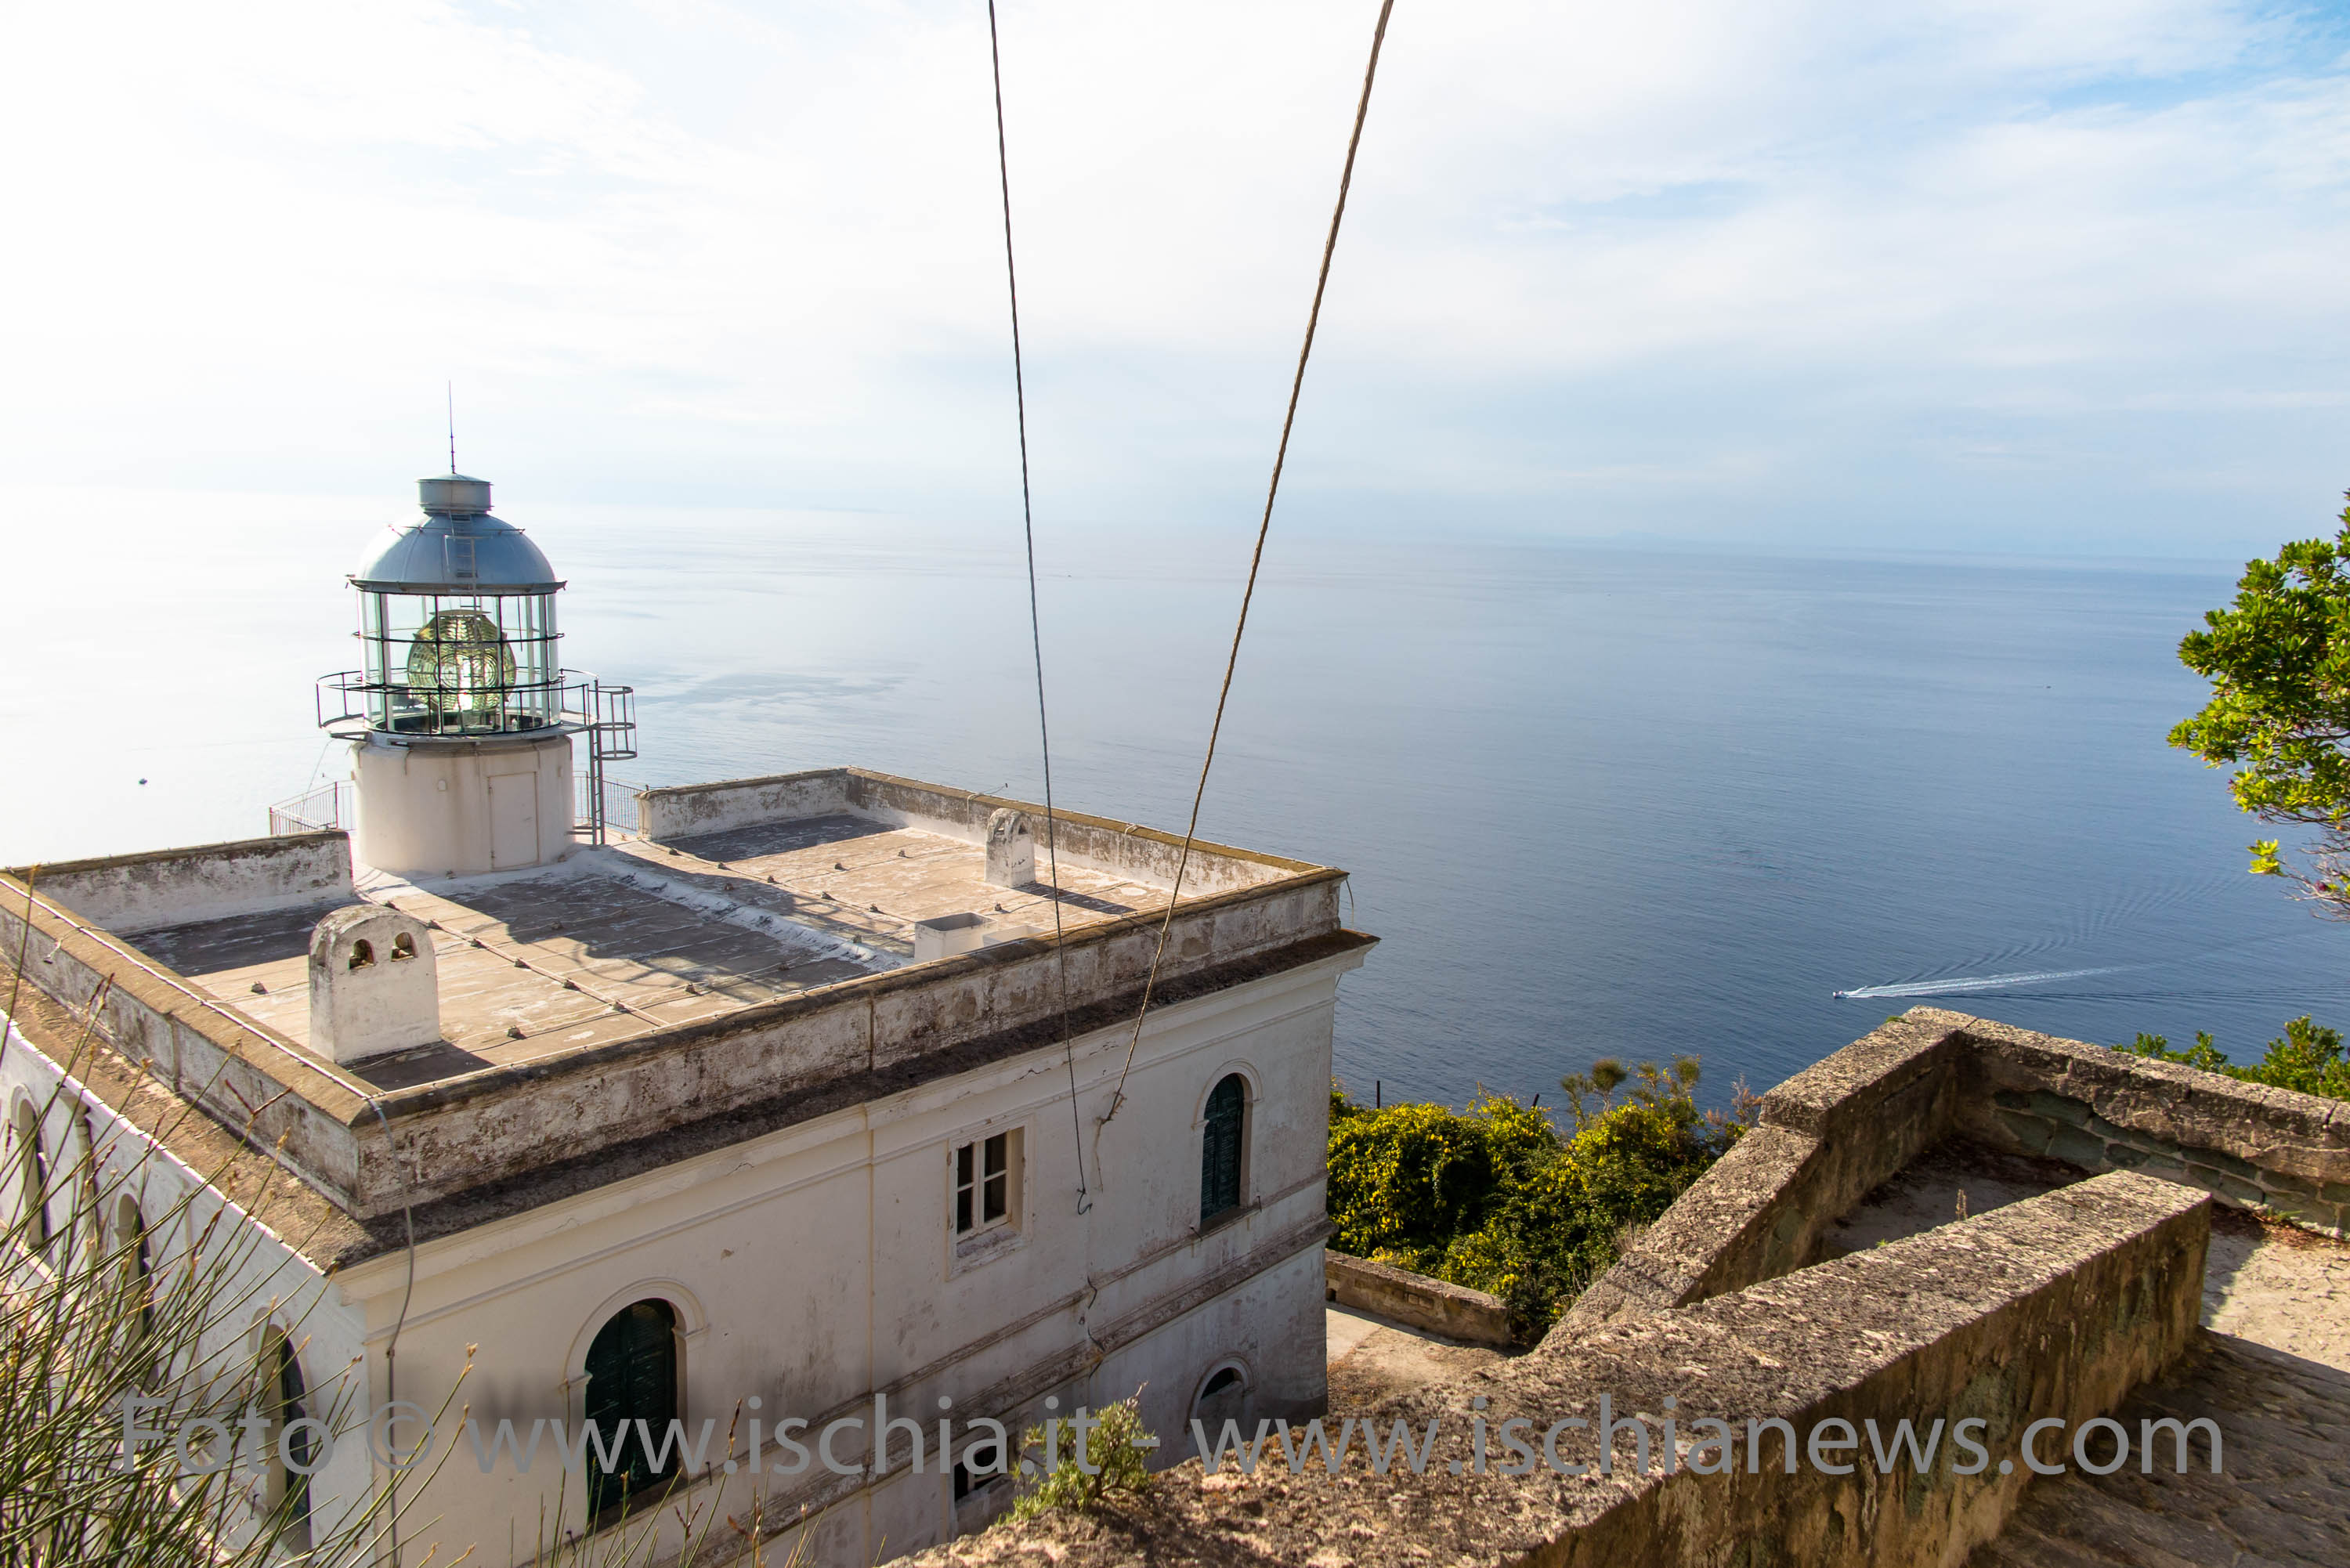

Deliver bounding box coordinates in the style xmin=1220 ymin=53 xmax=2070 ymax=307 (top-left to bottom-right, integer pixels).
xmin=985 ymin=808 xmax=1035 ymax=889
xmin=914 ymin=912 xmax=989 ymax=963
xmin=309 ymin=905 xmax=441 ymax=1065
xmin=913 ymin=911 xmax=1032 ymax=963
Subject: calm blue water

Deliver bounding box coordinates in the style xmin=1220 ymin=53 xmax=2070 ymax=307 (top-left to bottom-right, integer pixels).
xmin=2 ymin=493 xmax=2336 ymax=1107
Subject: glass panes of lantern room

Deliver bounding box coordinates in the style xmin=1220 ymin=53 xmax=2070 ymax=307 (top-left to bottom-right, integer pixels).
xmin=358 ymin=590 xmax=563 ymax=735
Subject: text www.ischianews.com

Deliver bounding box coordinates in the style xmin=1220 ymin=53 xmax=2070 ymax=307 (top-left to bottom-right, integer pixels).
xmin=114 ymin=1392 xmax=2225 ymax=1483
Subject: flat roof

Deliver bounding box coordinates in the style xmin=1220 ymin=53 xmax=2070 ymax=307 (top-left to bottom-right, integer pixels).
xmin=134 ymin=813 xmax=1170 ymax=1092
xmin=1 ymin=768 xmax=1359 ymax=1228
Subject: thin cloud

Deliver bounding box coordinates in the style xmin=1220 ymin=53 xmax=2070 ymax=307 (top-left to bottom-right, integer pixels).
xmin=0 ymin=1 xmax=2344 ymax=552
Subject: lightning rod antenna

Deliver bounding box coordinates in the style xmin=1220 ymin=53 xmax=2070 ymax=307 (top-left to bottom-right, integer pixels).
xmin=446 ymin=382 xmax=457 ymax=474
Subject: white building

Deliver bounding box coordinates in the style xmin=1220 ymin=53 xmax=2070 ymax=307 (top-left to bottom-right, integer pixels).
xmin=0 ymin=475 xmax=1372 ymax=1565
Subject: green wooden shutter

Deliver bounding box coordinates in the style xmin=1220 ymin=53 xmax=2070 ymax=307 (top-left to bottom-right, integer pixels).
xmin=1200 ymin=1075 xmax=1246 ymax=1223
xmin=584 ymin=1300 xmax=679 ymax=1523
xmin=276 ymin=1336 xmax=311 ymax=1538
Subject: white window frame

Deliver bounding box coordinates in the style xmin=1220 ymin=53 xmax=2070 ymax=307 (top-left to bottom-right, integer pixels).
xmin=946 ymin=1124 xmax=1027 ymax=1273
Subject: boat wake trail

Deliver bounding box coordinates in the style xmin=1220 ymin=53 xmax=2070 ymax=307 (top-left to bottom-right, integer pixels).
xmin=1833 ymin=966 xmax=2128 ymax=1001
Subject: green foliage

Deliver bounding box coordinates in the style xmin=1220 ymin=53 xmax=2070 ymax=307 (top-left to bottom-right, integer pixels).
xmin=2118 ymin=1016 xmax=2350 ymax=1101
xmin=2119 ymin=1029 xmax=2230 ymax=1073
xmin=1009 ymin=1395 xmax=1152 ymax=1521
xmin=2171 ymin=504 xmax=2350 ymax=911
xmin=1329 ymin=1059 xmax=1748 ymax=1341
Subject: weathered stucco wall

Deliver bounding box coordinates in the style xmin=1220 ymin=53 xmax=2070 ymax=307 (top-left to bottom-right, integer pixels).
xmin=321 ymin=931 xmax=1365 ymax=1568
xmin=0 ymin=874 xmax=378 ymax=1212
xmin=638 ymin=769 xmax=851 ymax=841
xmin=1325 ymin=1251 xmax=1513 ymax=1346
xmin=842 ymin=771 xmax=1301 ymax=896
xmin=0 ymin=1012 xmax=377 ymax=1552
xmin=904 ymin=1172 xmax=2209 ymax=1568
xmin=8 ymin=832 xmax=352 ymax=933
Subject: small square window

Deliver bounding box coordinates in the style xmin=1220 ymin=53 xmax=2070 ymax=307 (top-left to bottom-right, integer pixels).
xmin=950 ymin=1129 xmax=1022 ymax=1251
xmin=953 ymin=1455 xmax=1011 ymax=1509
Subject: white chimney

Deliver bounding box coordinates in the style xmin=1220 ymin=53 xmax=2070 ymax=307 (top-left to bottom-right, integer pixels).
xmin=985 ymin=808 xmax=1036 ymax=888
xmin=308 ymin=905 xmax=441 ymax=1064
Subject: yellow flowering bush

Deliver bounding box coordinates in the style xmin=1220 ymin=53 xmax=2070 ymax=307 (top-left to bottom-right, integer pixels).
xmin=1329 ymin=1059 xmax=1748 ymax=1340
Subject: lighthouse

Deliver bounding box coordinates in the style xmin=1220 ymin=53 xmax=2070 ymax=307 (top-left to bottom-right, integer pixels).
xmin=5 ymin=464 xmax=1365 ymax=1568
xmin=318 ymin=474 xmax=633 ymax=877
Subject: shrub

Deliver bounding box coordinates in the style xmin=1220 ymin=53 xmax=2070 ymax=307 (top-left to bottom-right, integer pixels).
xmin=2117 ymin=1016 xmax=2350 ymax=1100
xmin=1329 ymin=1059 xmax=1748 ymax=1340
xmin=1008 ymin=1395 xmax=1152 ymax=1520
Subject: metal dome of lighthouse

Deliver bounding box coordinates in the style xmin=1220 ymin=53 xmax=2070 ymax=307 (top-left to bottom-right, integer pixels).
xmin=351 ymin=475 xmax=562 ymax=594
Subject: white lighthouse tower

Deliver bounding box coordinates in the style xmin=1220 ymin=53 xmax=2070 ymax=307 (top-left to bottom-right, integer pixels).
xmin=318 ymin=474 xmax=633 ymax=877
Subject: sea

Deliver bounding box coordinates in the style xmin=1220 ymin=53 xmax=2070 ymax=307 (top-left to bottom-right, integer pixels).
xmin=3 ymin=486 xmax=2338 ymax=1111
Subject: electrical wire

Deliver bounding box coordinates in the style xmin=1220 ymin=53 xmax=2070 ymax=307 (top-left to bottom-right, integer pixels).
xmin=1101 ymin=0 xmax=1397 ymax=1124
xmin=985 ymin=0 xmax=1088 ymax=1212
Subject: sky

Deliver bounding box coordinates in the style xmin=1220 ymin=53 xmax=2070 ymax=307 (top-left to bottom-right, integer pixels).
xmin=5 ymin=1 xmax=2350 ymax=556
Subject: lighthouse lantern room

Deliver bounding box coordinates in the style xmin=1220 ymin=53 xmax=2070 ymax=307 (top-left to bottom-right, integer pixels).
xmin=319 ymin=475 xmax=634 ymax=878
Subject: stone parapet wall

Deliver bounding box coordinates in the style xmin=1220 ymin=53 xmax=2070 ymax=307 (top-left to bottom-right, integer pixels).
xmin=902 ymin=1172 xmax=2210 ymax=1568
xmin=1573 ymin=1009 xmax=2350 ymax=1331
xmin=1325 ymin=1252 xmax=1513 ymax=1347
xmin=892 ymin=1006 xmax=2339 ymax=1565
xmin=1564 ymin=1012 xmax=1968 ymax=1327
xmin=1950 ymin=1010 xmax=2350 ymax=1237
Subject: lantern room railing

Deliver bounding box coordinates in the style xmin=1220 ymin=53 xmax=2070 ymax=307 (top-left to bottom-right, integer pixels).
xmin=313 ymin=670 xmax=639 ymax=844
xmin=315 ymin=668 xmax=621 ymax=741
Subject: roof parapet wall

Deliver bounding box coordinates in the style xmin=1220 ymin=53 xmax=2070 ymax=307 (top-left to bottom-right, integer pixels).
xmin=640 ymin=769 xmax=1306 ymax=898
xmin=6 ymin=832 xmax=354 ymax=935
xmin=0 ymin=778 xmax=1345 ymax=1221
xmin=0 ymin=877 xmax=378 ymax=1212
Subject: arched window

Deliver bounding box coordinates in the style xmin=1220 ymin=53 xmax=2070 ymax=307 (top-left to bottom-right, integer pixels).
xmin=68 ymin=1110 xmax=96 ymax=1268
xmin=13 ymin=1102 xmax=49 ymax=1255
xmin=584 ymin=1299 xmax=680 ymax=1524
xmin=1199 ymin=1075 xmax=1247 ymax=1224
xmin=261 ymin=1328 xmax=313 ymax=1552
xmin=117 ymin=1198 xmax=157 ymax=1373
xmin=1192 ymin=1364 xmax=1248 ymax=1433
